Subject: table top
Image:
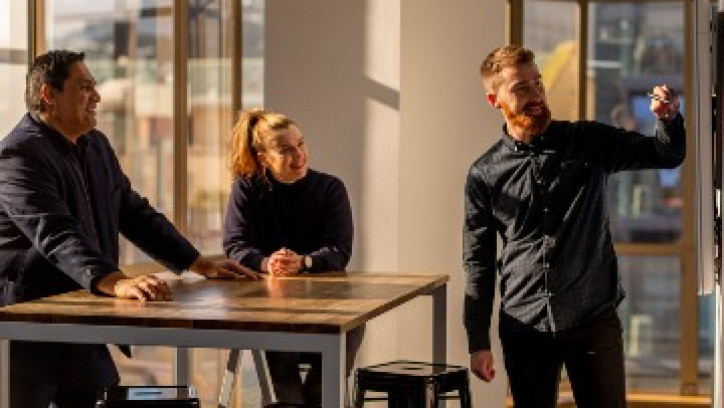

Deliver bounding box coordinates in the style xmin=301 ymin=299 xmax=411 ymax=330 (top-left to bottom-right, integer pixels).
xmin=0 ymin=272 xmax=448 ymax=334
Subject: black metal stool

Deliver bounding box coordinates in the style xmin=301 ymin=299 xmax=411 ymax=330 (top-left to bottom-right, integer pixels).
xmin=96 ymin=385 xmax=200 ymax=407
xmin=354 ymin=360 xmax=472 ymax=407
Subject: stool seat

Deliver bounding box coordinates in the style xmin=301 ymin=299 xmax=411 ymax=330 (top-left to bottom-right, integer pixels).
xmin=354 ymin=360 xmax=472 ymax=407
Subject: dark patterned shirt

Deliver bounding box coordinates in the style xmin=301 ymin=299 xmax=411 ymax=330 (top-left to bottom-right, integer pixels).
xmin=463 ymin=115 xmax=685 ymax=352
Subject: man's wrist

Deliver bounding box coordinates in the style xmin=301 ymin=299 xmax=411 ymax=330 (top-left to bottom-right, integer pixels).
xmin=188 ymin=255 xmax=204 ymax=272
xmin=660 ymin=110 xmax=679 ymax=122
xmin=189 ymin=255 xmax=217 ymax=276
xmin=94 ymin=270 xmax=126 ymax=296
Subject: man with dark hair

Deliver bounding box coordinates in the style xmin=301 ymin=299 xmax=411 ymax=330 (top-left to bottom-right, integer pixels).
xmin=0 ymin=50 xmax=260 ymax=408
xmin=463 ymin=44 xmax=685 ymax=408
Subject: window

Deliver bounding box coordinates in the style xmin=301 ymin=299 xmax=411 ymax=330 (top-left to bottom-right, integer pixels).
xmin=522 ymin=1 xmax=579 ymax=121
xmin=0 ymin=0 xmax=27 ymax=395
xmin=511 ymin=0 xmax=707 ymax=397
xmin=187 ymin=0 xmax=265 ymax=255
xmin=589 ymin=2 xmax=685 ymax=245
xmin=40 ymin=1 xmax=265 ymax=406
xmin=0 ymin=0 xmax=28 ymax=135
xmin=46 ymin=0 xmax=176 ymax=264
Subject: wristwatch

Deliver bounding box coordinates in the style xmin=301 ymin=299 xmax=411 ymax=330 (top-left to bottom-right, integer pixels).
xmin=303 ymin=255 xmax=313 ymax=271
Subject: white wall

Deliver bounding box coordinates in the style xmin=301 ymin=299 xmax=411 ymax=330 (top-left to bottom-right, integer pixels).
xmin=266 ymin=1 xmax=507 ymax=405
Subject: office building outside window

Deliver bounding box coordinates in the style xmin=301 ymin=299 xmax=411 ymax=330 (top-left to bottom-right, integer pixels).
xmin=516 ymin=0 xmax=709 ymax=398
xmin=0 ymin=0 xmax=28 ymax=136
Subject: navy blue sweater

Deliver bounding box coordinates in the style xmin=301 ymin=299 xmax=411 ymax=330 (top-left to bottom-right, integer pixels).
xmin=223 ymin=169 xmax=353 ymax=272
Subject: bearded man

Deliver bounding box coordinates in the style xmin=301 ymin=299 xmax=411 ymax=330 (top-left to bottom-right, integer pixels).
xmin=462 ymin=44 xmax=685 ymax=408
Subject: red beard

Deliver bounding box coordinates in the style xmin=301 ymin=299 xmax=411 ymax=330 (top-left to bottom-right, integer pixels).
xmin=501 ymin=101 xmax=552 ymax=136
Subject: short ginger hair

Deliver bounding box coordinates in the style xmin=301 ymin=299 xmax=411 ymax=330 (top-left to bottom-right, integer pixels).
xmin=480 ymin=45 xmax=536 ymax=92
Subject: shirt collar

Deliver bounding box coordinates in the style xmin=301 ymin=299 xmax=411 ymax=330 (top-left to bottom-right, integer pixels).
xmin=500 ymin=122 xmax=556 ymax=153
xmin=28 ymin=112 xmax=90 ymax=152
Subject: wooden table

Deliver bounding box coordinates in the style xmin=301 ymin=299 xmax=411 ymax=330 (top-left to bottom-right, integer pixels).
xmin=0 ymin=272 xmax=448 ymax=407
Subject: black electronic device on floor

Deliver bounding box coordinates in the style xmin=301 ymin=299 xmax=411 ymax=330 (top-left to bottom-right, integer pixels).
xmin=96 ymin=385 xmax=200 ymax=407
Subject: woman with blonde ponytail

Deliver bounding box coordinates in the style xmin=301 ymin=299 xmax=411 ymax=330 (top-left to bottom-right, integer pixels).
xmin=224 ymin=108 xmax=361 ymax=405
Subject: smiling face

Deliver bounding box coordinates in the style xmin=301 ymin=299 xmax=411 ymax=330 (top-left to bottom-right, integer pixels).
xmin=487 ymin=62 xmax=551 ymax=140
xmin=42 ymin=61 xmax=100 ymax=141
xmin=258 ymin=124 xmax=309 ymax=184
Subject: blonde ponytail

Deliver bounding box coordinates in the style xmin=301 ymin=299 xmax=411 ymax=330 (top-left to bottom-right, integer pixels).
xmin=229 ymin=108 xmax=296 ymax=180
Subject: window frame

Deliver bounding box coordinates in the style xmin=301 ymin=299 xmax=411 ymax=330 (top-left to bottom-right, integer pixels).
xmin=508 ymin=0 xmax=702 ymax=395
xmin=28 ymin=2 xmax=248 ymax=397
xmin=30 ymin=0 xmax=245 ymax=240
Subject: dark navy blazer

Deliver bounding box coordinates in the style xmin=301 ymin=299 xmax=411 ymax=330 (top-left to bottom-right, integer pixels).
xmin=0 ymin=113 xmax=199 ymax=385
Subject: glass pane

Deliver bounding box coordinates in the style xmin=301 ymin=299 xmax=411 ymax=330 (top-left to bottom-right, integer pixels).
xmin=588 ymin=2 xmax=685 ymax=244
xmin=186 ymin=0 xmax=233 ymax=255
xmin=187 ymin=0 xmax=264 ymax=255
xmin=0 ymin=0 xmax=27 ymax=391
xmin=45 ymin=0 xmax=180 ymax=401
xmin=236 ymin=2 xmax=265 ymax=406
xmin=43 ymin=2 xmax=265 ymax=407
xmin=188 ymin=0 xmax=266 ymax=399
xmin=0 ymin=0 xmax=28 ymax=136
xmin=46 ymin=0 xmax=175 ymax=265
xmin=700 ymin=0 xmax=720 ymax=389
xmin=699 ymin=293 xmax=714 ymax=395
xmin=243 ymin=0 xmax=264 ymax=108
xmin=523 ymin=1 xmax=580 ymax=121
xmin=618 ymin=255 xmax=680 ymax=393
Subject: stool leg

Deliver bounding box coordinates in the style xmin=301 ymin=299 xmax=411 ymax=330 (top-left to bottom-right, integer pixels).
xmin=460 ymin=374 xmax=472 ymax=408
xmin=399 ymin=384 xmax=423 ymax=408
xmin=353 ymin=387 xmax=365 ymax=407
xmin=353 ymin=390 xmax=365 ymax=408
xmin=217 ymin=349 xmax=241 ymax=408
xmin=424 ymin=379 xmax=436 ymax=408
xmin=352 ymin=373 xmax=363 ymax=408
xmin=251 ymin=350 xmax=275 ymax=405
xmin=389 ymin=390 xmax=404 ymax=408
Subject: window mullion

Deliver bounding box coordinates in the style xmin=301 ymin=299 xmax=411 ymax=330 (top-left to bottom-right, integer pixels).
xmin=173 ymin=1 xmax=189 ymax=234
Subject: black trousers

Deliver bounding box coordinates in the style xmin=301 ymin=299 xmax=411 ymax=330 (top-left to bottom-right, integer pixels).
xmin=10 ymin=341 xmax=119 ymax=408
xmin=10 ymin=377 xmax=105 ymax=408
xmin=500 ymin=308 xmax=626 ymax=408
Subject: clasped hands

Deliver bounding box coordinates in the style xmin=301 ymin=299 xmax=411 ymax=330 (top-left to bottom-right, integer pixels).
xmin=263 ymin=247 xmax=304 ymax=276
